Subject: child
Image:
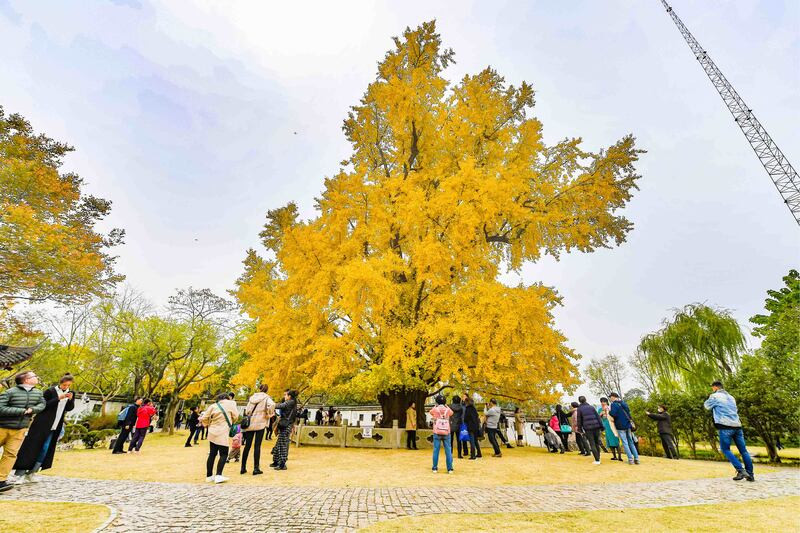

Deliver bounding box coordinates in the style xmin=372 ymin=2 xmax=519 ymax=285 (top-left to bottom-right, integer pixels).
xmin=227 ymin=427 xmax=243 ymax=463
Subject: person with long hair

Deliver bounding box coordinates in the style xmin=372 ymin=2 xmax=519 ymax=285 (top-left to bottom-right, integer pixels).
xmin=13 ymin=374 xmax=74 ymax=483
xmin=241 ymin=384 xmax=274 ymax=475
xmin=554 ymin=404 xmax=571 ymax=451
xmin=270 ymin=389 xmax=297 ymax=470
xmin=463 ymin=397 xmax=483 ymax=459
xmin=199 ymin=393 xmax=239 ymax=483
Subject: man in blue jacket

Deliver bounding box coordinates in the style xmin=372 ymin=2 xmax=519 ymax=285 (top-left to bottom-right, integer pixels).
xmin=704 ymin=381 xmax=754 ymax=482
xmin=609 ymin=392 xmax=640 ymax=465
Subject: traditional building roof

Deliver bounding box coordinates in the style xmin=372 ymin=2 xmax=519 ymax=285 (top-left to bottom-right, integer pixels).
xmin=0 ymin=345 xmax=38 ymax=370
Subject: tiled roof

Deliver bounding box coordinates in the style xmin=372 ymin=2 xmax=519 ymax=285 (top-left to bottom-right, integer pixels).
xmin=0 ymin=345 xmax=37 ymax=369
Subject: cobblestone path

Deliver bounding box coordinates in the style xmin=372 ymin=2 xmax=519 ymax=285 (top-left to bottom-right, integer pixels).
xmin=5 ymin=470 xmax=798 ymax=532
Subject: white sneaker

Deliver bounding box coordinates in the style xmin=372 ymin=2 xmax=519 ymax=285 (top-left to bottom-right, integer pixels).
xmin=214 ymin=475 xmax=228 ymax=484
xmin=9 ymin=475 xmax=26 ymax=485
xmin=593 ymin=461 xmax=601 ymax=465
xmin=24 ymin=473 xmax=40 ymax=483
xmin=205 ymin=476 xmax=215 ymax=482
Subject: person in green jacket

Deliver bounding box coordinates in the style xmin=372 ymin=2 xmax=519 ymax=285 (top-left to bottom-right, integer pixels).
xmin=0 ymin=370 xmax=46 ymax=492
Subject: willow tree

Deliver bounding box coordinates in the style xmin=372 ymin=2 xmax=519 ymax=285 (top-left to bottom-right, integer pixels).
xmin=638 ymin=303 xmax=744 ymax=393
xmin=235 ymin=22 xmax=642 ymax=426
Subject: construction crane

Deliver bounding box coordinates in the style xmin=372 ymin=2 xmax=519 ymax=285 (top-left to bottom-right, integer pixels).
xmin=659 ymin=0 xmax=800 ymax=225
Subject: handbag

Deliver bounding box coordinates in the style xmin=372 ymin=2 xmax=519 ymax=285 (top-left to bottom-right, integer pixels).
xmin=559 ymin=424 xmax=572 ymax=434
xmin=216 ymin=401 xmax=238 ymax=438
xmin=459 ymin=422 xmax=470 ymax=441
xmin=240 ymin=397 xmax=265 ymax=430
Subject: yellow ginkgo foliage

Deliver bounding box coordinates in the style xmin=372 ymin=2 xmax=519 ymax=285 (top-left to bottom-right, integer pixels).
xmin=235 ymin=22 xmax=642 ymax=426
xmin=0 ymin=107 xmax=123 ymax=308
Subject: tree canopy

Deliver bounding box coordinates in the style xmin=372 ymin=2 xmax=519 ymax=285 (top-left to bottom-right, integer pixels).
xmin=0 ymin=107 xmax=123 ymax=309
xmin=637 ymin=303 xmax=744 ymax=393
xmin=235 ymin=21 xmax=642 ymax=415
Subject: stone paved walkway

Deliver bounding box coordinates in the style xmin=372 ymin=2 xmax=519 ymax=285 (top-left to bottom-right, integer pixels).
xmin=4 ymin=470 xmax=798 ymax=532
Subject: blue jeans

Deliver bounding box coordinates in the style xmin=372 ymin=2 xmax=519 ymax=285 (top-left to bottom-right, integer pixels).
xmin=718 ymin=428 xmax=753 ymax=475
xmin=35 ymin=431 xmax=56 ymax=465
xmin=432 ymin=434 xmax=453 ymax=471
xmin=617 ymin=428 xmax=639 ymax=462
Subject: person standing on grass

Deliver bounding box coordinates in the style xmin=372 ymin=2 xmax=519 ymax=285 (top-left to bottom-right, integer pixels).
xmin=405 ymin=401 xmax=418 ymax=450
xmin=270 ymin=389 xmax=297 ymax=471
xmin=199 ymin=393 xmax=239 ymax=484
xmin=463 ymin=397 xmax=483 ymax=459
xmin=184 ymin=406 xmax=201 ymax=447
xmin=13 ymin=374 xmax=75 ymax=483
xmin=484 ymin=399 xmax=503 ymax=457
xmin=113 ymin=397 xmax=141 ymax=454
xmin=496 ymin=411 xmax=514 ymax=449
xmin=576 ymin=396 xmax=603 ymax=464
xmin=646 ymin=405 xmax=679 ymax=460
xmin=0 ymin=371 xmax=46 ymax=493
xmin=129 ymin=399 xmax=156 ymax=453
xmin=241 ymin=384 xmax=274 ymax=476
xmin=514 ymin=407 xmax=525 ymax=447
xmin=430 ymin=395 xmax=454 ymax=473
xmin=598 ymin=397 xmax=622 ymax=461
xmin=570 ymin=401 xmax=590 ymax=457
xmin=448 ymin=395 xmax=466 ymax=459
xmin=609 ymin=393 xmax=639 ymax=465
xmin=554 ymin=404 xmax=571 ymax=451
xmin=704 ymin=381 xmax=754 ymax=482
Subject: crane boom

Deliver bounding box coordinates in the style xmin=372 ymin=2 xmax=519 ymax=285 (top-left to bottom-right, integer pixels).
xmin=660 ymin=0 xmax=800 ymax=225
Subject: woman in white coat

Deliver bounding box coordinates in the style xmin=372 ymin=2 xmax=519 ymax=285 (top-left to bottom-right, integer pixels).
xmin=199 ymin=393 xmax=239 ymax=484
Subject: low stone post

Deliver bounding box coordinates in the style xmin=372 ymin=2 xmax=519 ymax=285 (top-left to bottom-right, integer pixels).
xmin=392 ymin=419 xmax=399 ymax=449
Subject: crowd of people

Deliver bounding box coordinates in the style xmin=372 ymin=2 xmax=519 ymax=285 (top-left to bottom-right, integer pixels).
xmin=0 ymin=369 xmax=757 ymax=492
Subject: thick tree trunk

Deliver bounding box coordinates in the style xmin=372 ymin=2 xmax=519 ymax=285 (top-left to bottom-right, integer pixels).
xmin=162 ymin=397 xmax=180 ymax=435
xmin=377 ymin=387 xmax=427 ymax=429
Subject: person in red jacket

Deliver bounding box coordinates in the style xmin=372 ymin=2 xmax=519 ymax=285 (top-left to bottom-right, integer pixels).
xmin=129 ymin=399 xmax=156 ymax=453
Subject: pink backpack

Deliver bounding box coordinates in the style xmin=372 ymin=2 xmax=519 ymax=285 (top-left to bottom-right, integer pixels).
xmin=432 ymin=406 xmax=451 ymax=435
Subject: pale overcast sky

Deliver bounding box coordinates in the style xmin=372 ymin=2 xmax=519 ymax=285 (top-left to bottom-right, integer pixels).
xmin=2 ymin=0 xmax=797 ymax=395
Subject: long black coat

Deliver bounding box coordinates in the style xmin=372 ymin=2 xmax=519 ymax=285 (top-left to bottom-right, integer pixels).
xmin=464 ymin=404 xmax=481 ymax=434
xmin=14 ymin=387 xmax=74 ymax=471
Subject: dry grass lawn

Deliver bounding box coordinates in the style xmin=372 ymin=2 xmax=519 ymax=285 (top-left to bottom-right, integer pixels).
xmin=360 ymin=496 xmax=800 ymax=532
xmin=0 ymin=500 xmax=110 ymax=532
xmin=43 ymin=431 xmax=776 ymax=487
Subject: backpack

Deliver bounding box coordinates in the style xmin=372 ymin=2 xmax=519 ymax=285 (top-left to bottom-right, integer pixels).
xmin=117 ymin=405 xmax=131 ymax=422
xmin=433 ymin=406 xmax=451 ymax=435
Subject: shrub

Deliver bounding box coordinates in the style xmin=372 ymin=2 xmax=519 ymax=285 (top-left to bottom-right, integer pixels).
xmin=63 ymin=423 xmax=88 ymax=443
xmin=82 ymin=430 xmax=102 ymax=449
xmin=84 ymin=413 xmax=119 ymax=431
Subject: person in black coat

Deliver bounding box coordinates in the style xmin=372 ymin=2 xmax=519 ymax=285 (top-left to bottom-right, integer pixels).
xmin=112 ymin=397 xmax=142 ymax=454
xmin=13 ymin=374 xmax=75 ymax=481
xmin=646 ymin=405 xmax=679 ymax=459
xmin=463 ymin=397 xmax=483 ymax=459
xmin=184 ymin=406 xmax=201 ymax=447
xmin=270 ymin=390 xmax=297 ymax=470
xmin=576 ymin=396 xmax=604 ymax=463
xmin=448 ymin=395 xmax=467 ymax=458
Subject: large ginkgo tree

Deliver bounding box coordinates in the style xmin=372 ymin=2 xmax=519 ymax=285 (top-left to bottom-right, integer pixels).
xmin=235 ymin=22 xmax=642 ymax=426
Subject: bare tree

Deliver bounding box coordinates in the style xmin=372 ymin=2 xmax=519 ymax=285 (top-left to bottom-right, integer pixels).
xmin=584 ymin=354 xmax=627 ymax=397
